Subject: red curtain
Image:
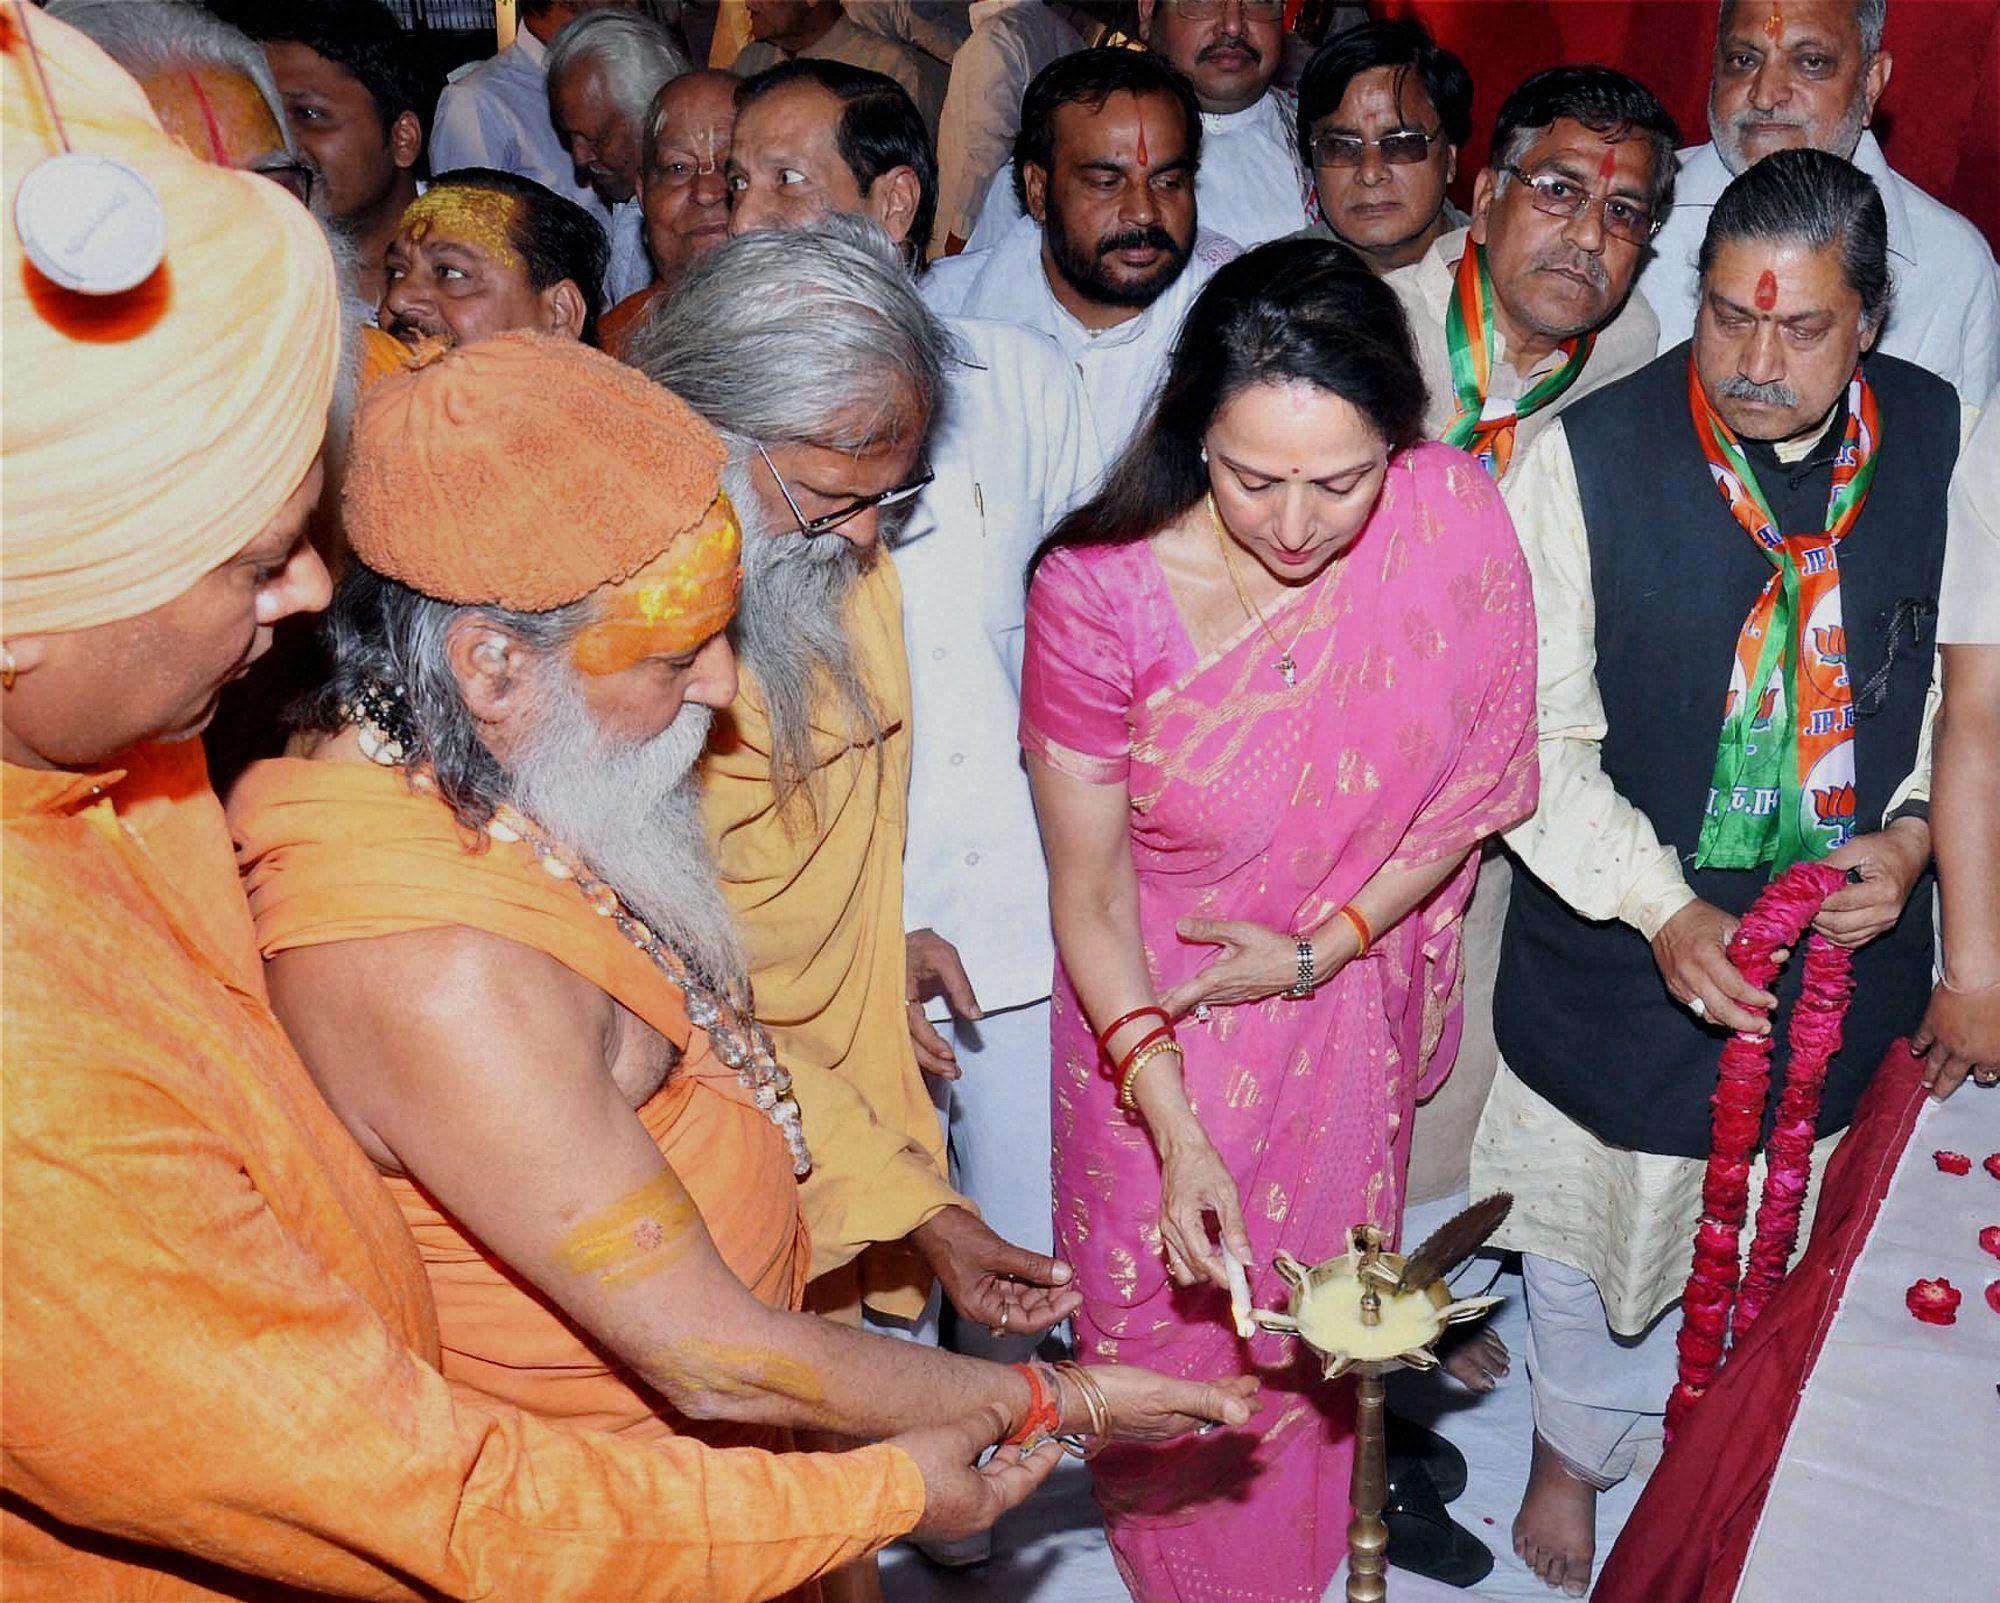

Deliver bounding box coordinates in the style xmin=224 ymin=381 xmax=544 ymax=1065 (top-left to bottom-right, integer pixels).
xmin=1369 ymin=0 xmax=2000 ymax=254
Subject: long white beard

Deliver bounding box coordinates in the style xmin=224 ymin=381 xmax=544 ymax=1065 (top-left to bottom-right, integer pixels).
xmin=506 ymin=668 xmax=746 ymax=995
xmin=723 ymin=457 xmax=879 ymax=805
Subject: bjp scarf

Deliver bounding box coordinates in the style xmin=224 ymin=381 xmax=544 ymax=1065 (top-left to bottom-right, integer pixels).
xmin=1691 ymin=359 xmax=1878 ymax=872
xmin=1442 ymin=244 xmax=1597 ymax=481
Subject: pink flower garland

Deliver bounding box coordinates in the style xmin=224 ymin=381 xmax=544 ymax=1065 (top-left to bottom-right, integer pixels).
xmin=1667 ymin=861 xmax=1855 ymax=1442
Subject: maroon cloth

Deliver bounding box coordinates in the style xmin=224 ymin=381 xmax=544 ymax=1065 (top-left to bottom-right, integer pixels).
xmin=1592 ymin=1042 xmax=1931 ymax=1603
xmin=1370 ymin=1 xmax=2000 ymax=255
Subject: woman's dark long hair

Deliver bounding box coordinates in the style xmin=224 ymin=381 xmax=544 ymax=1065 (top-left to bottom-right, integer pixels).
xmin=1030 ymin=238 xmax=1429 ymax=578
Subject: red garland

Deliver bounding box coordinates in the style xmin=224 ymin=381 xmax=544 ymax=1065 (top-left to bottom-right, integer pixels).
xmin=1667 ymin=861 xmax=1855 ymax=1442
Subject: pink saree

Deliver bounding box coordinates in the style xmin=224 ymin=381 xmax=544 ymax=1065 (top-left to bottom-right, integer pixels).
xmin=1020 ymin=443 xmax=1539 ymax=1602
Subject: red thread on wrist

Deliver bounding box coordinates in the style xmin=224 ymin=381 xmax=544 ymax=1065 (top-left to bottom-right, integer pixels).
xmin=1004 ymin=1362 xmax=1062 ymax=1446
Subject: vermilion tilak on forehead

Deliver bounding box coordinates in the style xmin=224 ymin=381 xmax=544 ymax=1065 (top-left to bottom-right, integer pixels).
xmin=1755 ymin=268 xmax=1779 ymax=310
xmin=1597 ymin=144 xmax=1619 ymax=183
xmin=1136 ymin=117 xmax=1148 ymax=168
xmin=184 ymin=69 xmax=230 ymax=166
xmin=1764 ymin=5 xmax=1784 ymax=41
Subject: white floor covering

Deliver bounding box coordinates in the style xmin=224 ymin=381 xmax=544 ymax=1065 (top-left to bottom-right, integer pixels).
xmin=881 ymin=1262 xmax=1647 ymax=1603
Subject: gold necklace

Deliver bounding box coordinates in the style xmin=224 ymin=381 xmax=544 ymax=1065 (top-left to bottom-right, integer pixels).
xmin=1210 ymin=493 xmax=1316 ymax=689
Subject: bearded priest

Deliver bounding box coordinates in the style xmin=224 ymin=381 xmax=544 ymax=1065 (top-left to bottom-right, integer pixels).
xmin=1471 ymin=147 xmax=1976 ymax=1598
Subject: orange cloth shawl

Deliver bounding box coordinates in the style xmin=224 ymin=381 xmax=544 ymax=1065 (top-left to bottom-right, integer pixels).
xmin=2 ymin=741 xmax=922 ymax=1601
xmin=230 ymin=755 xmax=811 ymax=1444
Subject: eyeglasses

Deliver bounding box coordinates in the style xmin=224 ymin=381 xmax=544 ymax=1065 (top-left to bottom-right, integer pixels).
xmin=1167 ymin=0 xmax=1285 ymax=20
xmin=255 ymin=158 xmax=318 ymax=207
xmin=1310 ymin=128 xmax=1444 ymax=168
xmin=1501 ymin=164 xmax=1657 ymax=244
xmin=757 ymin=445 xmax=934 ymax=540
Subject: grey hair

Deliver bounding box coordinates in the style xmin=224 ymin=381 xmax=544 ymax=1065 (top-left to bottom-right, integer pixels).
xmin=1698 ymin=147 xmax=1893 ymax=328
xmin=545 ymin=10 xmax=690 ymax=125
xmin=46 ymin=0 xmax=297 ymax=159
xmin=1717 ymin=0 xmax=1887 ymax=56
xmin=631 ymin=214 xmax=949 ymax=455
xmin=302 ymin=565 xmax=596 ymax=833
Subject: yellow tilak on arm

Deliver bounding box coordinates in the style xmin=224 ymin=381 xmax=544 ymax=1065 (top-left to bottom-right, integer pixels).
xmin=550 ymin=1171 xmax=701 ymax=1290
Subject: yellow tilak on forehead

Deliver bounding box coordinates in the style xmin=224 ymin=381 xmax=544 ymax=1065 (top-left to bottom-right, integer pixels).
xmin=571 ymin=493 xmax=745 ymax=675
xmin=401 ymin=186 xmax=526 ymax=271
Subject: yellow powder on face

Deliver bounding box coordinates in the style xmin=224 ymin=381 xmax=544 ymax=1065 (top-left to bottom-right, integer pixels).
xmin=660 ymin=1338 xmax=829 ymax=1406
xmin=551 ymin=1172 xmax=700 ymax=1289
xmin=571 ymin=494 xmax=744 ymax=675
xmin=401 ymin=186 xmax=527 ymax=273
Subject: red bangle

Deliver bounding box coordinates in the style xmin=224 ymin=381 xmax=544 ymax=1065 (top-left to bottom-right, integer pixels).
xmin=1097 ymin=1005 xmax=1170 ymax=1053
xmin=1004 ymin=1362 xmax=1063 ymax=1446
xmin=1111 ymin=1023 xmax=1174 ymax=1078
xmin=1335 ymin=903 xmax=1373 ymax=960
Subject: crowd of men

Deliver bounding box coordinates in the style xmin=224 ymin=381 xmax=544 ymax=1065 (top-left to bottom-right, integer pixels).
xmin=5 ymin=1 xmax=1997 ymax=1601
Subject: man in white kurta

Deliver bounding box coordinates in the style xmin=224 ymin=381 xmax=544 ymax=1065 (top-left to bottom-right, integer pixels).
xmin=897 ymin=317 xmax=1105 ymax=1357
xmin=1638 ymin=2 xmax=2000 ymax=401
xmin=932 ymin=0 xmax=1088 ymax=254
xmin=429 ymin=4 xmax=614 ymax=232
xmin=924 ymin=212 xmax=1235 ymax=454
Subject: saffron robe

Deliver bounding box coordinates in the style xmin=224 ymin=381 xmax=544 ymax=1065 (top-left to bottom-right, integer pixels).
xmin=701 ymin=555 xmax=960 ymax=1321
xmin=2 ymin=741 xmax=924 ymax=1602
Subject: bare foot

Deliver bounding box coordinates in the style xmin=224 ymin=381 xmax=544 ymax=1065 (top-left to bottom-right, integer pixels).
xmin=1440 ymin=1326 xmax=1510 ymax=1392
xmin=1513 ymin=1433 xmax=1596 ymax=1596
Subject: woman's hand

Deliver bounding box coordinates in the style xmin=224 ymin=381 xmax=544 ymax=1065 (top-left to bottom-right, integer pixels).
xmin=1159 ymin=918 xmax=1330 ymax=1018
xmin=1153 ymin=1119 xmax=1253 ymax=1291
xmin=1071 ymin=1365 xmax=1259 ymax=1442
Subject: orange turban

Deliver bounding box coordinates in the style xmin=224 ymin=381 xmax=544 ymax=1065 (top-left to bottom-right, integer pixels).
xmin=1 ymin=9 xmax=339 ymax=637
xmin=343 ymin=332 xmax=741 ymax=664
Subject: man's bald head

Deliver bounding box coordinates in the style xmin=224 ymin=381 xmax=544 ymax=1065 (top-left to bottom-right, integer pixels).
xmin=640 ymin=71 xmax=739 ymax=288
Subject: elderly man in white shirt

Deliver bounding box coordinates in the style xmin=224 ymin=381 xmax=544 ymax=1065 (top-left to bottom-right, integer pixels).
xmin=429 ymin=0 xmax=623 ymax=229
xmin=725 ymin=58 xmax=1105 ymax=1374
xmin=964 ymin=0 xmax=1309 ymax=254
xmin=927 ymin=48 xmax=1240 ymax=456
xmin=1640 ymin=0 xmax=2000 ymax=401
xmin=933 ymin=1 xmax=1089 ymax=254
xmin=545 ymin=10 xmax=689 ymax=306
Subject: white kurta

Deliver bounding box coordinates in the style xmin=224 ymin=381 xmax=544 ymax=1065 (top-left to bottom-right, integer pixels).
xmin=962 ymin=88 xmax=1311 ymax=254
xmin=1640 ymin=134 xmax=2000 ymax=402
xmin=430 ymin=30 xmax=612 ymax=233
xmin=1939 ymin=379 xmax=2000 ymax=644
xmin=732 ymin=16 xmax=948 ymax=136
xmin=897 ymin=315 xmax=1103 ymax=1016
xmin=921 ymin=215 xmax=1239 ymax=454
xmin=932 ymin=0 xmax=1086 ymax=253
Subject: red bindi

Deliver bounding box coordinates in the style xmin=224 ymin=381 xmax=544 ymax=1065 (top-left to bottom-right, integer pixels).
xmin=1755 ymin=268 xmax=1779 ymax=311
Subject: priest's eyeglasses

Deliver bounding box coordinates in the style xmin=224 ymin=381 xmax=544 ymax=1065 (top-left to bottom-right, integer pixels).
xmin=1501 ymin=164 xmax=1659 ymax=244
xmin=757 ymin=446 xmax=935 ymax=540
xmin=1310 ymin=128 xmax=1443 ymax=167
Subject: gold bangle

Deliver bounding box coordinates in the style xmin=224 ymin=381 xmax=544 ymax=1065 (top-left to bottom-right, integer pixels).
xmin=1054 ymin=1360 xmax=1111 ymax=1459
xmin=1117 ymin=1038 xmax=1182 ymax=1111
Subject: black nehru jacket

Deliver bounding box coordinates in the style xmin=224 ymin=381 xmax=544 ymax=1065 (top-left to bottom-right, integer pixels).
xmin=1496 ymin=344 xmax=1959 ymax=1159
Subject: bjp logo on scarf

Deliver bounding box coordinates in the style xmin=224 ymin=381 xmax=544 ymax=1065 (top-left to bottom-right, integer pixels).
xmin=1750 ymin=685 xmax=1780 ymax=730
xmin=1811 ymin=783 xmax=1857 ymax=831
xmin=1811 ymin=625 xmax=1847 ymax=665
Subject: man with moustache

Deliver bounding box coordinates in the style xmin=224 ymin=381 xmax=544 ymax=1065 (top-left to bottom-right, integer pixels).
xmin=964 ymin=0 xmax=1307 ymax=253
xmin=546 ymin=9 xmax=690 ymax=305
xmin=597 ymin=69 xmax=738 ymax=356
xmin=1292 ymin=18 xmax=1472 ymax=273
xmin=380 ymin=170 xmax=607 ymax=349
xmin=631 ymin=224 xmax=1087 ymax=1347
xmin=1387 ymin=64 xmax=1674 ymax=1307
xmin=925 ymin=48 xmax=1239 ymax=454
xmin=1476 ymin=149 xmax=1975 ymax=1595
xmin=1641 ymin=0 xmax=1999 ymax=400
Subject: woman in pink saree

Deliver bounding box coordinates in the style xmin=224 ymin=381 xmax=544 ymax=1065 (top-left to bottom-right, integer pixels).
xmin=1021 ymin=241 xmax=1539 ymax=1602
